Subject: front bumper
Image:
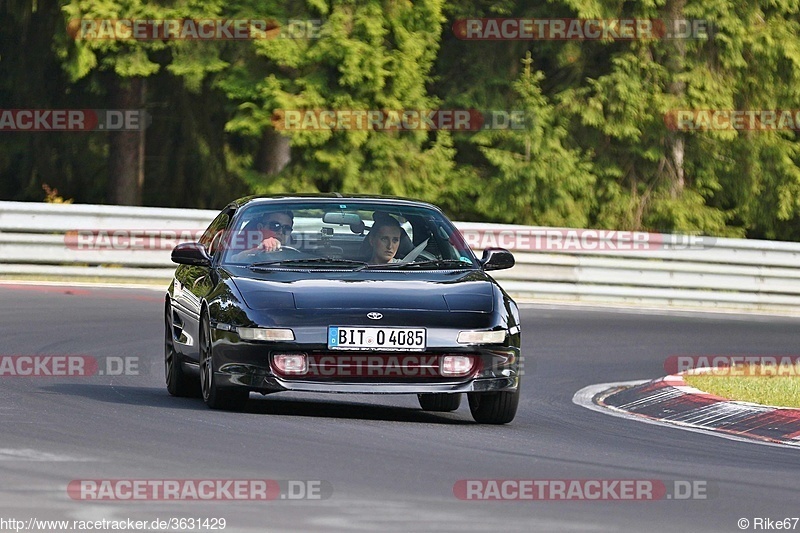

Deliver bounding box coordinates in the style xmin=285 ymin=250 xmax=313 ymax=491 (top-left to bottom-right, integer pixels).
xmin=210 ymin=335 xmax=521 ymax=394
xmin=216 ymin=373 xmax=519 ymax=394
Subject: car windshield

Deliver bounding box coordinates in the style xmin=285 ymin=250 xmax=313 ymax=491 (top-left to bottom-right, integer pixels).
xmin=219 ymin=201 xmax=478 ymax=270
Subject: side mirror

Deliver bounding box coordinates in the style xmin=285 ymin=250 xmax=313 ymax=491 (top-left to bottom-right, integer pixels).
xmin=481 ymin=248 xmax=515 ymax=271
xmin=171 ymin=242 xmax=212 ymax=267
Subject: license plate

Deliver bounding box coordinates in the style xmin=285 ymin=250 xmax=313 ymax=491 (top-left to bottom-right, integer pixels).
xmin=328 ymin=327 xmax=426 ymax=351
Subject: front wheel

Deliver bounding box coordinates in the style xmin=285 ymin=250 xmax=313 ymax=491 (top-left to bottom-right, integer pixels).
xmin=417 ymin=393 xmax=461 ymax=412
xmin=467 ymin=388 xmax=520 ymax=424
xmin=199 ymin=313 xmax=249 ymax=411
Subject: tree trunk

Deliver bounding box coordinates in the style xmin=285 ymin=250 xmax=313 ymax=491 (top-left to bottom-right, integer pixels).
xmin=256 ymin=128 xmax=291 ymax=176
xmin=107 ymin=77 xmax=146 ymax=205
xmin=664 ymin=0 xmax=687 ymax=198
xmin=669 ymin=135 xmax=685 ymax=197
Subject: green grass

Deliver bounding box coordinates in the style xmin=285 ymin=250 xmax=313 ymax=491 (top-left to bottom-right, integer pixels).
xmin=684 ymin=365 xmax=800 ymax=408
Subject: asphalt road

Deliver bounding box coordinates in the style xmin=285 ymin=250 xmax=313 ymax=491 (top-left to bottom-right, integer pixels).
xmin=1 ymin=283 xmax=799 ymax=532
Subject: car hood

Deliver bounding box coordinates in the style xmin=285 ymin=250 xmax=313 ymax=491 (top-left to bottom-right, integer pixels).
xmin=229 ymin=271 xmax=495 ymax=313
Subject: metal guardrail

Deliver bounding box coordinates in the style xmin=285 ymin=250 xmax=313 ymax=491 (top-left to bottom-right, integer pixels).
xmin=0 ymin=202 xmax=212 ymax=280
xmin=2 ymin=201 xmax=800 ymax=312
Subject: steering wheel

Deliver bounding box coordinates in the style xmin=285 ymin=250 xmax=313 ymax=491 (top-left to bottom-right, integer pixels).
xmin=276 ymin=246 xmax=301 ymax=254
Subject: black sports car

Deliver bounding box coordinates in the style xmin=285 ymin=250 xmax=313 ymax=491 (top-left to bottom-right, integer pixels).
xmin=165 ymin=195 xmax=522 ymax=423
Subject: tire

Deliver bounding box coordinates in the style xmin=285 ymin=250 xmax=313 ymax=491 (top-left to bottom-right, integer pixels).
xmin=467 ymin=388 xmax=520 ymax=424
xmin=417 ymin=393 xmax=461 ymax=412
xmin=165 ymin=303 xmax=198 ymax=397
xmin=199 ymin=312 xmax=249 ymax=411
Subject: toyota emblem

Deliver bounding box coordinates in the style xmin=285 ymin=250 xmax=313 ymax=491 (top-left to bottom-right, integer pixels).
xmin=367 ymin=312 xmax=383 ymax=320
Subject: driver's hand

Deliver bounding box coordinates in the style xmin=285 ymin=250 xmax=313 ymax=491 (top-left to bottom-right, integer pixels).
xmin=259 ymin=236 xmax=282 ymax=252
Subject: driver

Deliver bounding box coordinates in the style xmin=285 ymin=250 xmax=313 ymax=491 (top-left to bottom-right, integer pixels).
xmin=231 ymin=210 xmax=294 ymax=260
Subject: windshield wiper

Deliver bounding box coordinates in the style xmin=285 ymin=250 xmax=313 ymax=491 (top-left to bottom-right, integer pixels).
xmin=405 ymin=259 xmax=475 ymax=269
xmin=249 ymin=258 xmax=368 ymax=269
xmin=360 ymin=259 xmax=474 ymax=270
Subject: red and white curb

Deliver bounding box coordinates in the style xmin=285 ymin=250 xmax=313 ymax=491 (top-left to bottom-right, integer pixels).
xmin=573 ymin=374 xmax=800 ymax=449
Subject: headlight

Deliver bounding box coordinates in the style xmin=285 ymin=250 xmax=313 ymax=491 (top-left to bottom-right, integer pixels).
xmin=457 ymin=330 xmax=506 ymax=344
xmin=237 ymin=327 xmax=295 ymax=341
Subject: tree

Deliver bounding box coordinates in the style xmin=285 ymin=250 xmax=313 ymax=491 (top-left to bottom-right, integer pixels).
xmin=555 ymin=0 xmax=800 ymax=237
xmin=60 ymin=0 xmax=233 ymax=205
xmin=471 ymin=54 xmax=595 ymax=227
xmin=219 ymin=0 xmax=457 ymax=202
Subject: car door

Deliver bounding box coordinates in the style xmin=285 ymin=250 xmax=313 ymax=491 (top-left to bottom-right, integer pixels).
xmin=172 ymin=207 xmax=235 ymax=363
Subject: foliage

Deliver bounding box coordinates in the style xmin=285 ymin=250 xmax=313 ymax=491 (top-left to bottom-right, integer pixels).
xmin=42 ymin=184 xmax=74 ymax=204
xmin=2 ymin=0 xmax=800 ymax=239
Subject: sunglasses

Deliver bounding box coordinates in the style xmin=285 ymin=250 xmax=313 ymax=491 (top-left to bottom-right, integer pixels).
xmin=264 ymin=221 xmax=293 ymax=233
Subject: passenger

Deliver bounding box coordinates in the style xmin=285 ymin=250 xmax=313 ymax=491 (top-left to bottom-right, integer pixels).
xmin=368 ymin=215 xmax=403 ymax=264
